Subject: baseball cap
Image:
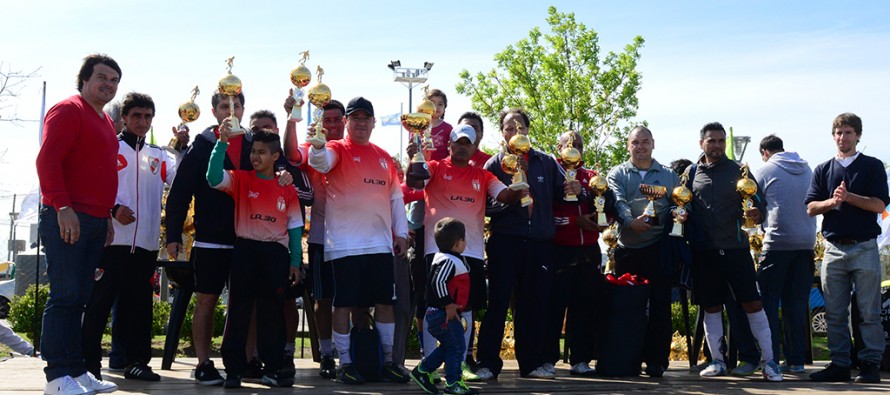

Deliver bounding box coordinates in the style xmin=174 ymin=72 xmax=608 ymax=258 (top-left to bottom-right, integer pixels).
xmin=345 ymin=96 xmax=374 ymax=116
xmin=451 ymin=124 xmax=476 ymax=143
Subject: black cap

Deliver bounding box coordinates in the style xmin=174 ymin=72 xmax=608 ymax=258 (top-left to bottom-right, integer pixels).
xmin=345 ymin=96 xmax=374 ymax=117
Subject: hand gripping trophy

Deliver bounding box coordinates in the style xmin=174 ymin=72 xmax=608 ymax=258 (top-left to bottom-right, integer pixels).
xmin=305 ymin=66 xmax=332 ymax=147
xmin=289 ymin=50 xmax=312 ymax=121
xmin=218 ymin=57 xmax=243 ymax=134
xmin=170 ymin=85 xmax=200 ymax=153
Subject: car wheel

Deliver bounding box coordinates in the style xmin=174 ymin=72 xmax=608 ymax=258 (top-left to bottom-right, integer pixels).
xmin=811 ymin=307 xmax=827 ymax=334
xmin=0 ymin=296 xmax=10 ymax=319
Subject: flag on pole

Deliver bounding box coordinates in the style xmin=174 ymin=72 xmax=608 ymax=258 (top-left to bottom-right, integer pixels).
xmin=877 ymin=167 xmax=890 ymax=247
xmin=380 ymin=113 xmax=401 ymax=126
xmin=725 ymin=126 xmax=735 ymax=161
xmin=16 ymin=186 xmax=40 ymax=224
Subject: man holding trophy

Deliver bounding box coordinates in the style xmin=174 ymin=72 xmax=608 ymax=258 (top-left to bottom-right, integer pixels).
xmin=606 ymin=126 xmax=680 ymax=378
xmin=685 ymin=122 xmax=781 ymax=382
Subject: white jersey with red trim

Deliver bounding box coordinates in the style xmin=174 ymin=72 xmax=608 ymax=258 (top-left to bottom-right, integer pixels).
xmin=423 ymin=159 xmax=506 ymax=259
xmin=297 ymin=143 xmax=327 ymax=245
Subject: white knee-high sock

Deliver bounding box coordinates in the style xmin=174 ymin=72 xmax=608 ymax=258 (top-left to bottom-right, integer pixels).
xmin=333 ymin=331 xmax=351 ymax=365
xmin=376 ymin=321 xmax=395 ymax=363
xmin=461 ymin=311 xmax=473 ymax=362
xmin=703 ymin=311 xmax=725 ymax=363
xmin=746 ymin=310 xmax=774 ymax=363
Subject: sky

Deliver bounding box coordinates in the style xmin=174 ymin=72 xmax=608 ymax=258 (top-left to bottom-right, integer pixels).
xmin=1 ymin=1 xmax=889 ymax=258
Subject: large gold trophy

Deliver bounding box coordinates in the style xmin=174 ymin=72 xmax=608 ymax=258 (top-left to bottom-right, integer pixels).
xmin=170 ymin=86 xmax=200 ymax=153
xmin=305 ymin=66 xmax=332 ymax=147
xmin=602 ymin=223 xmax=618 ymax=273
xmin=501 ymin=123 xmax=533 ymax=207
xmin=218 ymin=57 xmax=243 ymax=134
xmin=669 ymin=168 xmax=692 ymax=237
xmin=417 ymin=85 xmax=437 ymax=152
xmin=401 ymin=111 xmax=432 ymax=180
xmin=289 ymin=50 xmax=312 ymax=122
xmin=737 ymin=163 xmax=758 ymax=233
xmin=640 ymin=184 xmax=668 ymax=225
xmin=559 ymin=133 xmax=582 ymax=202
xmin=588 ymin=173 xmax=609 ymax=227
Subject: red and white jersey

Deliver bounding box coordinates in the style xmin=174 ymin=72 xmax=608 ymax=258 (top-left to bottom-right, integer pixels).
xmin=423 ymin=158 xmax=506 ymax=259
xmin=312 ymin=137 xmax=404 ymax=261
xmin=216 ymin=170 xmax=303 ymax=248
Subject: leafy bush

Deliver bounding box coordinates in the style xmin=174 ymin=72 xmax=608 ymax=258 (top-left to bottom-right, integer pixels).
xmin=178 ymin=295 xmax=226 ymax=340
xmin=671 ymin=301 xmax=698 ymax=337
xmin=152 ymin=299 xmax=172 ymax=336
xmin=8 ymin=284 xmax=49 ymax=342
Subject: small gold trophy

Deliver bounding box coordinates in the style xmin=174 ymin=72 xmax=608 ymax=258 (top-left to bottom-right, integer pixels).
xmin=602 ymin=223 xmax=618 ymax=273
xmin=306 ymin=66 xmax=332 ymax=147
xmin=814 ymin=232 xmax=825 ymax=277
xmin=749 ymin=228 xmax=764 ymax=264
xmin=589 ymin=173 xmax=609 ymax=227
xmin=669 ymin=169 xmax=692 ymax=237
xmin=218 ymin=57 xmax=243 ymax=134
xmin=559 ymin=133 xmax=582 ymax=202
xmin=417 ymin=85 xmax=437 ymax=152
xmin=289 ymin=50 xmax=312 ymax=122
xmin=170 ymin=86 xmax=200 ymax=153
xmin=401 ymin=111 xmax=432 ymax=180
xmin=640 ymin=184 xmax=668 ymax=225
xmin=737 ymin=163 xmax=758 ymax=233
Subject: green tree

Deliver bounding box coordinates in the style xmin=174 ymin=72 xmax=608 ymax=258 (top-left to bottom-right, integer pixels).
xmin=456 ymin=6 xmax=645 ymax=170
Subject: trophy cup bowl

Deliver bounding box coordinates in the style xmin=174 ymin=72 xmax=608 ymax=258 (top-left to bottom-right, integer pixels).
xmin=178 ymin=101 xmax=200 ymax=123
xmin=401 ymin=113 xmax=432 ymax=181
xmin=417 ymin=97 xmax=437 ymax=116
xmin=639 ymin=184 xmax=668 ymax=225
xmin=736 ymin=178 xmax=757 ymax=198
xmin=588 ymin=175 xmax=608 ymax=195
xmin=501 ymin=154 xmax=520 ymax=175
xmin=290 ymin=65 xmax=311 ymax=88
xmin=508 ymin=134 xmax=532 ymax=155
xmin=307 ymin=83 xmax=332 ymax=108
xmin=218 ymin=73 xmax=242 ymax=97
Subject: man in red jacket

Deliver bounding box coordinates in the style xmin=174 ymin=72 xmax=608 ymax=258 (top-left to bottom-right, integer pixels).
xmin=36 ymin=53 xmax=121 ymax=395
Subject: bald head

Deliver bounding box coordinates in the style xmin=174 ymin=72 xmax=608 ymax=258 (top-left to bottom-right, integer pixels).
xmin=629 ymin=126 xmax=652 ymax=140
xmin=558 ymin=131 xmax=584 ymax=155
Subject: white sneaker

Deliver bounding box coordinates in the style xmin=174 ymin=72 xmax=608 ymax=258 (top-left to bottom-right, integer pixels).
xmin=761 ymin=360 xmax=784 ymax=382
xmin=74 ymin=372 xmax=117 ymax=393
xmin=542 ymin=362 xmax=556 ymax=375
xmin=474 ymin=367 xmax=495 ymax=381
xmin=44 ymin=375 xmax=94 ymax=395
xmin=699 ymin=360 xmax=727 ymax=377
xmin=526 ymin=366 xmax=556 ymax=379
xmin=570 ymin=362 xmax=596 ymax=376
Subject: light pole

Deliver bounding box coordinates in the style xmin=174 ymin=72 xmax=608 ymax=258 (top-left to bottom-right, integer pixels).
xmin=388 ymin=60 xmax=433 ymax=162
xmin=732 ymin=135 xmax=751 ymax=163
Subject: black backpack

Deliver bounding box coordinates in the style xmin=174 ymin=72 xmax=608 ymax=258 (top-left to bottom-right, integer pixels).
xmin=350 ymin=320 xmax=384 ymax=381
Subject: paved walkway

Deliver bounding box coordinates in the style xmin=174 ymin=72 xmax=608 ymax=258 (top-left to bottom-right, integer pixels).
xmin=2 ymin=357 xmax=889 ymax=394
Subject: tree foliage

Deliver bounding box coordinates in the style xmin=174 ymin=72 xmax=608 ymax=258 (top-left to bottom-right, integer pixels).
xmin=456 ymin=6 xmax=645 ymax=170
xmin=0 ymin=62 xmax=41 ymax=124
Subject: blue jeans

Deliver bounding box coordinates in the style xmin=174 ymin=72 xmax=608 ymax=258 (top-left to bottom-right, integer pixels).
xmin=822 ymin=239 xmax=885 ymax=367
xmin=758 ymin=249 xmax=814 ymax=365
xmin=421 ymin=308 xmax=466 ymax=384
xmin=38 ymin=206 xmax=108 ymax=381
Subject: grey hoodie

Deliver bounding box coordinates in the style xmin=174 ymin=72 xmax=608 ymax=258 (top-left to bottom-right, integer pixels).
xmin=754 ymin=151 xmax=817 ymax=251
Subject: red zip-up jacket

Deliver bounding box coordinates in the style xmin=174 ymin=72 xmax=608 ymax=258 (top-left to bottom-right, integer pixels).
xmin=553 ymin=160 xmax=599 ymax=246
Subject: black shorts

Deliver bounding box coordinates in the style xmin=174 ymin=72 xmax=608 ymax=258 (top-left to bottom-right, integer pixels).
xmin=192 ymin=247 xmax=232 ymax=295
xmin=307 ymin=242 xmax=334 ymax=300
xmin=692 ymin=248 xmax=761 ymax=308
xmin=331 ymin=253 xmax=395 ymax=308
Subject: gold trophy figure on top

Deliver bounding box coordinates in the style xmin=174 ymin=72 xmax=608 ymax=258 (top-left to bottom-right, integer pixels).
xmin=170 ymin=86 xmax=200 ymax=153
xmin=305 ymin=66 xmax=332 ymax=147
xmin=289 ymin=50 xmax=312 ymax=122
xmin=588 ymin=173 xmax=609 ymax=227
xmin=737 ymin=163 xmax=759 ymax=233
xmin=559 ymin=133 xmax=582 ymax=202
xmin=669 ymin=168 xmax=692 ymax=237
xmin=417 ymin=85 xmax=437 ymax=152
xmin=218 ymin=57 xmax=243 ymax=134
xmin=639 ymin=184 xmax=667 ymax=225
xmin=401 ymin=110 xmax=432 ymax=181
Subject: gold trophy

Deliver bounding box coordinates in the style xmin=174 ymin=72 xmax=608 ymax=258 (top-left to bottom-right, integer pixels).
xmin=589 ymin=173 xmax=609 ymax=227
xmin=305 ymin=66 xmax=332 ymax=147
xmin=289 ymin=50 xmax=312 ymax=122
xmin=401 ymin=111 xmax=432 ymax=180
xmin=559 ymin=133 xmax=582 ymax=202
xmin=749 ymin=228 xmax=764 ymax=263
xmin=502 ymin=128 xmax=533 ymax=207
xmin=814 ymin=232 xmax=825 ymax=278
xmin=218 ymin=57 xmax=243 ymax=135
xmin=737 ymin=163 xmax=758 ymax=233
xmin=417 ymin=85 xmax=437 ymax=152
xmin=640 ymin=184 xmax=668 ymax=225
xmin=170 ymin=85 xmax=200 ymax=153
xmin=602 ymin=223 xmax=618 ymax=273
xmin=669 ymin=169 xmax=692 ymax=237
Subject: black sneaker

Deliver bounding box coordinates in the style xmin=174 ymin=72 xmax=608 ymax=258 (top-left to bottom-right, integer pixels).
xmin=645 ymin=364 xmax=665 ymax=378
xmin=319 ymin=354 xmax=337 ymax=379
xmin=124 ymin=362 xmax=161 ymax=381
xmin=336 ymin=363 xmax=365 ymax=385
xmin=410 ymin=365 xmax=439 ymax=394
xmin=855 ymin=361 xmax=881 ymax=383
xmin=262 ymin=372 xmax=294 ymax=388
xmin=444 ymin=380 xmax=480 ymax=395
xmin=382 ymin=361 xmax=411 ymax=383
xmin=280 ymin=355 xmax=296 ymax=379
xmin=242 ymin=358 xmax=264 ymax=379
xmin=195 ymin=360 xmax=225 ymax=386
xmin=810 ymin=363 xmax=852 ymax=382
xmin=223 ymin=373 xmax=241 ymax=389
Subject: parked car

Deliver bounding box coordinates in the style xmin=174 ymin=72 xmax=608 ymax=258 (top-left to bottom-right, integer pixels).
xmin=0 ymin=278 xmax=14 ymax=318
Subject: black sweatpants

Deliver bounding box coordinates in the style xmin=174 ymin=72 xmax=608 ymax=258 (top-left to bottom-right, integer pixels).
xmin=544 ymin=244 xmax=603 ymax=365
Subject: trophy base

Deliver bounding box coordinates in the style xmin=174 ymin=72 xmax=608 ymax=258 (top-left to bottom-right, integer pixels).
xmin=408 ymin=162 xmax=430 ymax=181
xmin=596 ymin=212 xmax=608 ymax=227
xmin=564 ymin=194 xmax=578 ymax=202
xmin=306 ymin=135 xmax=327 ymax=148
xmin=669 ymin=222 xmax=685 ymax=237
xmin=520 ymin=195 xmax=533 ymax=207
xmin=289 ymin=107 xmax=303 ymax=122
xmin=509 ymin=182 xmax=530 ymax=191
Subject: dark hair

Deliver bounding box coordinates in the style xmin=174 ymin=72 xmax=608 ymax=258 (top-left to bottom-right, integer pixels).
xmin=629 ymin=125 xmax=652 ymax=139
xmin=77 ymin=54 xmax=121 ymax=92
xmin=324 ymin=99 xmax=345 ymax=116
xmin=250 ymin=109 xmax=276 ymax=125
xmin=759 ymin=134 xmax=784 ymax=153
xmin=832 ymin=112 xmax=862 ymax=135
xmin=211 ymin=91 xmax=245 ymax=109
xmin=434 ymin=217 xmax=465 ymax=252
xmin=252 ymin=130 xmax=282 ymax=154
xmin=457 ymin=111 xmax=484 ymax=134
xmin=498 ymin=108 xmax=530 ymax=130
xmin=699 ymin=122 xmax=726 ymax=140
xmin=670 ymin=158 xmax=693 ymax=175
xmin=121 ymin=92 xmax=155 ymax=116
xmin=426 ymin=89 xmax=447 ymax=107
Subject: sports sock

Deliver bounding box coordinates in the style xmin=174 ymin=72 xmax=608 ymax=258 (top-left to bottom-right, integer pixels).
xmin=746 ymin=309 xmax=774 ymax=363
xmin=376 ymin=321 xmax=395 ymax=363
xmin=333 ymin=331 xmax=351 ymax=365
xmin=703 ymin=311 xmax=725 ymax=363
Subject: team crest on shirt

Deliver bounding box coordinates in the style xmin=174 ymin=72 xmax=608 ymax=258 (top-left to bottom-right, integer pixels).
xmin=472 ymin=179 xmax=480 ymax=191
xmin=537 ymin=176 xmax=545 ymax=183
xmin=353 ymin=156 xmax=361 ymax=162
xmin=443 ymin=174 xmax=452 ymax=181
xmin=277 ymin=196 xmax=286 ymax=212
xmin=116 ymin=154 xmax=127 ymax=171
xmin=379 ymin=158 xmax=388 ymax=170
xmin=248 ymin=191 xmax=259 ymax=199
xmin=94 ymin=268 xmax=105 ymax=281
xmin=148 ymin=157 xmax=160 ymax=174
